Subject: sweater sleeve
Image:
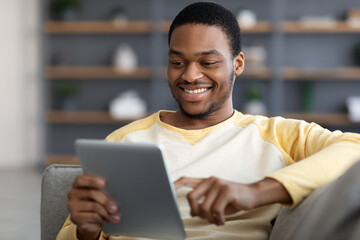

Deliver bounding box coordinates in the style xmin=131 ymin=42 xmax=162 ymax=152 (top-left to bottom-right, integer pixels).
xmin=259 ymin=117 xmax=360 ymax=207
xmin=56 ymin=216 xmax=109 ymax=240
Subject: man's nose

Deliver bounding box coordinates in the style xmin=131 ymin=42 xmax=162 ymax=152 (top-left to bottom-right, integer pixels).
xmin=182 ymin=63 xmax=203 ymax=82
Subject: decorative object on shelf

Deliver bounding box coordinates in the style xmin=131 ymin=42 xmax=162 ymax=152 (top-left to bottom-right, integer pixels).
xmin=237 ymin=9 xmax=257 ymax=28
xmin=243 ymin=84 xmax=267 ymax=115
xmin=354 ymin=42 xmax=360 ymax=65
xmin=56 ymin=82 xmax=79 ymax=111
xmin=109 ymin=90 xmax=146 ymax=119
xmin=347 ymin=9 xmax=360 ymax=27
xmin=51 ymin=0 xmax=81 ymax=21
xmin=347 ymin=96 xmax=360 ymax=122
xmin=113 ymin=43 xmax=138 ymax=73
xmin=111 ymin=7 xmax=128 ymax=24
xmin=242 ymin=44 xmax=267 ymax=70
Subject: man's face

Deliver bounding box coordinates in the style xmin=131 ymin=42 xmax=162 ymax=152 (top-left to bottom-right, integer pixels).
xmin=168 ymin=24 xmax=243 ymax=119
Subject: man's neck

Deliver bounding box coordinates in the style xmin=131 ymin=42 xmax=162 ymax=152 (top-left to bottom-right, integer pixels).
xmin=160 ymin=107 xmax=234 ymax=130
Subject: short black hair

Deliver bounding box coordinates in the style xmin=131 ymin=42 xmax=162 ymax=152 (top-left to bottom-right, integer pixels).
xmin=168 ymin=2 xmax=241 ymax=58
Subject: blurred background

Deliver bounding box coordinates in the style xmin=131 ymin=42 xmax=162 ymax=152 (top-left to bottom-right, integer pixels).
xmin=1 ymin=0 xmax=360 ymax=239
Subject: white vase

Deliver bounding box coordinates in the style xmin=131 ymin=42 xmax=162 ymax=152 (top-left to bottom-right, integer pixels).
xmin=113 ymin=43 xmax=137 ymax=73
xmin=243 ymin=100 xmax=267 ymax=115
xmin=237 ymin=9 xmax=257 ymax=28
xmin=109 ymin=90 xmax=146 ymax=119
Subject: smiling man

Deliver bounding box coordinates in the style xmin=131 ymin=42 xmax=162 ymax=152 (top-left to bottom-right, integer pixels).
xmin=164 ymin=23 xmax=242 ymax=128
xmin=57 ymin=2 xmax=360 ymax=240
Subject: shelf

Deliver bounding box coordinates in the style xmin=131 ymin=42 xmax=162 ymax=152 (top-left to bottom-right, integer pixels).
xmin=46 ymin=66 xmax=152 ymax=79
xmin=242 ymin=67 xmax=272 ymax=79
xmin=239 ymin=21 xmax=273 ymax=33
xmin=161 ymin=21 xmax=273 ymax=33
xmin=283 ymin=67 xmax=360 ymax=80
xmin=47 ymin=111 xmax=147 ymax=124
xmin=283 ymin=113 xmax=360 ymax=126
xmin=45 ymin=21 xmax=152 ymax=34
xmin=283 ymin=21 xmax=360 ymax=33
xmin=46 ymin=155 xmax=79 ymax=166
xmin=45 ymin=20 xmax=360 ymax=34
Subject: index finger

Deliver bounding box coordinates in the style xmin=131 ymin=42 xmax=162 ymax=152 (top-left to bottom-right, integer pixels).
xmin=73 ymin=174 xmax=106 ymax=189
xmin=174 ymin=177 xmax=204 ymax=189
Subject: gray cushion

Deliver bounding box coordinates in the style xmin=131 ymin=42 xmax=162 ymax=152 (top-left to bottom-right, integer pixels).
xmin=270 ymin=161 xmax=360 ymax=240
xmin=41 ymin=165 xmax=82 ymax=240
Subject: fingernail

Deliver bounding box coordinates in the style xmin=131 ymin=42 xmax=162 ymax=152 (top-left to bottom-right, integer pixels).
xmin=96 ymin=180 xmax=105 ymax=188
xmin=112 ymin=214 xmax=120 ymax=222
xmin=109 ymin=204 xmax=117 ymax=213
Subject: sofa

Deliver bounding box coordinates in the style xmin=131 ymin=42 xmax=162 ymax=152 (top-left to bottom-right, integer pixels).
xmin=41 ymin=162 xmax=360 ymax=240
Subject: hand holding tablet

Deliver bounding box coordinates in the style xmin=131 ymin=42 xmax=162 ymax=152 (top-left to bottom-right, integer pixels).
xmin=74 ymin=139 xmax=186 ymax=240
xmin=68 ymin=174 xmax=120 ymax=240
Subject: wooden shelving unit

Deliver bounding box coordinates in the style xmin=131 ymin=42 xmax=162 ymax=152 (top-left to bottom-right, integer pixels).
xmin=161 ymin=21 xmax=273 ymax=33
xmin=283 ymin=21 xmax=360 ymax=33
xmin=47 ymin=111 xmax=147 ymax=124
xmin=283 ymin=67 xmax=360 ymax=80
xmin=45 ymin=21 xmax=152 ymax=34
xmin=42 ymin=1 xmax=360 ymax=166
xmin=46 ymin=66 xmax=152 ymax=79
xmin=283 ymin=112 xmax=360 ymax=126
xmin=46 ymin=155 xmax=79 ymax=165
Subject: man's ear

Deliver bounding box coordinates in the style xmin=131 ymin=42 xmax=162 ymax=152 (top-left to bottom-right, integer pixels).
xmin=234 ymin=52 xmax=245 ymax=76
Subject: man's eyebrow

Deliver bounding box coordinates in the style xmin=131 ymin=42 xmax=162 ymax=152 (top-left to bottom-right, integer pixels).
xmin=168 ymin=49 xmax=223 ymax=57
xmin=168 ymin=49 xmax=184 ymax=56
xmin=195 ymin=50 xmax=222 ymax=57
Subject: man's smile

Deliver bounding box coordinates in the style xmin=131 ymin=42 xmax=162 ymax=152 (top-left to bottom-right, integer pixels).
xmin=183 ymin=87 xmax=210 ymax=94
xmin=177 ymin=85 xmax=212 ymax=102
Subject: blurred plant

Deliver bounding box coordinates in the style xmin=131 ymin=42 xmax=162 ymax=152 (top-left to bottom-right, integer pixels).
xmin=303 ymin=82 xmax=314 ymax=112
xmin=355 ymin=42 xmax=360 ymax=65
xmin=57 ymin=82 xmax=79 ymax=111
xmin=51 ymin=0 xmax=81 ymax=20
xmin=111 ymin=7 xmax=128 ymax=22
xmin=57 ymin=82 xmax=78 ymax=98
xmin=52 ymin=0 xmax=80 ymax=12
xmin=247 ymin=84 xmax=261 ymax=101
xmin=243 ymin=84 xmax=267 ymax=115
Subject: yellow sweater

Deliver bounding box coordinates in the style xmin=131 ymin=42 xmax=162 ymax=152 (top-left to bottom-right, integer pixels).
xmin=57 ymin=110 xmax=360 ymax=240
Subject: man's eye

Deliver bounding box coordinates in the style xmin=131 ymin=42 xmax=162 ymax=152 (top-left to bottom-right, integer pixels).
xmin=170 ymin=61 xmax=183 ymax=66
xmin=202 ymin=61 xmax=217 ymax=66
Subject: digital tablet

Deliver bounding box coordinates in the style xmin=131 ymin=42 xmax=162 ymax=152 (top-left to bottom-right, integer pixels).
xmin=75 ymin=139 xmax=186 ymax=240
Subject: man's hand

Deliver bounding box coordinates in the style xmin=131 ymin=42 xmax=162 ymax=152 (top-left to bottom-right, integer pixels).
xmin=68 ymin=175 xmax=120 ymax=240
xmin=174 ymin=177 xmax=291 ymax=226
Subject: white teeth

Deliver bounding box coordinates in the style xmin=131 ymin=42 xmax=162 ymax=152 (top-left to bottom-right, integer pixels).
xmin=184 ymin=88 xmax=208 ymax=94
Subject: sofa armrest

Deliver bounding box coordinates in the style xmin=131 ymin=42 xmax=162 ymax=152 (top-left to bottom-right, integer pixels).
xmin=41 ymin=165 xmax=82 ymax=240
xmin=270 ymin=161 xmax=360 ymax=240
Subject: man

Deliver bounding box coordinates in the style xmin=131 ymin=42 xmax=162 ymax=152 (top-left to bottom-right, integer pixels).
xmin=57 ymin=2 xmax=360 ymax=240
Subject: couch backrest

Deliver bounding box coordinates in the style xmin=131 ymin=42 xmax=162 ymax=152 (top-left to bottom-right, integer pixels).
xmin=270 ymin=161 xmax=360 ymax=240
xmin=41 ymin=165 xmax=82 ymax=240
